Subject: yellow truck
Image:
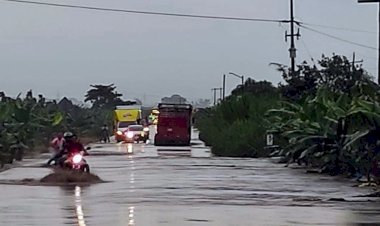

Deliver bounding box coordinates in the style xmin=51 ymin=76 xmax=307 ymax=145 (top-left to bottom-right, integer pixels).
xmin=114 ymin=105 xmax=142 ymax=142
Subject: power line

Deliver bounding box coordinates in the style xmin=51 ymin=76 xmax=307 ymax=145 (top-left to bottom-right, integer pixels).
xmin=300 ymin=24 xmax=378 ymax=51
xmin=302 ymin=22 xmax=376 ymax=34
xmin=2 ymin=0 xmax=287 ymax=23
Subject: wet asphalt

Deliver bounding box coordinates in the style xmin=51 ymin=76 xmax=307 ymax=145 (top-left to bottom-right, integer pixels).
xmin=0 ymin=129 xmax=380 ymax=226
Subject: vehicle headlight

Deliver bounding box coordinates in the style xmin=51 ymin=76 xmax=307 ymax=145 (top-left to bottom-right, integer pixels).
xmin=127 ymin=131 xmax=134 ymax=138
xmin=116 ymin=131 xmax=123 ymax=135
xmin=73 ymin=154 xmax=83 ymax=164
xmin=143 ymin=127 xmax=149 ymax=132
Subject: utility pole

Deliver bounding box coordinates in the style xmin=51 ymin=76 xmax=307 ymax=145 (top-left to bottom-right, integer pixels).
xmin=222 ymin=74 xmax=226 ymax=100
xmin=212 ymin=88 xmax=216 ymax=105
xmin=211 ymin=88 xmax=221 ymax=106
xmin=352 ymin=52 xmax=363 ymax=72
xmin=212 ymin=88 xmax=222 ymax=105
xmin=286 ymin=0 xmax=301 ymax=73
xmin=219 ymin=87 xmax=223 ymax=103
xmin=358 ymin=0 xmax=380 ymax=84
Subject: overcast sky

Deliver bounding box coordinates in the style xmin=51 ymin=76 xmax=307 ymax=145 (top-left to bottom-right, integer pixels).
xmin=0 ymin=0 xmax=377 ymax=105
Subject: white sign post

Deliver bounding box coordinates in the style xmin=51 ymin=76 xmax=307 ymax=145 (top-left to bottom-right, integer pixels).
xmin=266 ymin=134 xmax=274 ymax=146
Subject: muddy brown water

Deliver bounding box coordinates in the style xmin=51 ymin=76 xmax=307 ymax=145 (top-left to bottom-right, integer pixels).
xmin=0 ymin=130 xmax=380 ymax=226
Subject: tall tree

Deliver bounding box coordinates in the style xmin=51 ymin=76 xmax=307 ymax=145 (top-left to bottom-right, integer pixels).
xmin=273 ymin=54 xmax=377 ymax=101
xmin=84 ymin=84 xmax=124 ymax=109
xmin=231 ymin=78 xmax=278 ymax=97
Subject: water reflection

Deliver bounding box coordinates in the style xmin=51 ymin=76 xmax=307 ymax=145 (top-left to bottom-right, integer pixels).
xmin=117 ymin=143 xmax=134 ymax=154
xmin=128 ymin=206 xmax=135 ymax=226
xmin=129 ymin=148 xmax=135 ymax=192
xmin=128 ymin=145 xmax=136 ymax=225
xmin=75 ymin=186 xmax=86 ymax=226
xmin=127 ymin=143 xmax=133 ymax=154
xmin=60 ymin=186 xmax=87 ymax=226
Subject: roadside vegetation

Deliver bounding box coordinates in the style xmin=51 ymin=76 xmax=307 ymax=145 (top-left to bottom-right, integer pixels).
xmin=0 ymin=84 xmax=131 ymax=168
xmin=196 ymin=80 xmax=280 ymax=157
xmin=197 ymin=54 xmax=380 ymax=181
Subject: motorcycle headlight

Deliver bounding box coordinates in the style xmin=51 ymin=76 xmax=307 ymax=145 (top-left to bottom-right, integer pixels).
xmin=143 ymin=127 xmax=149 ymax=132
xmin=127 ymin=131 xmax=134 ymax=138
xmin=73 ymin=154 xmax=83 ymax=164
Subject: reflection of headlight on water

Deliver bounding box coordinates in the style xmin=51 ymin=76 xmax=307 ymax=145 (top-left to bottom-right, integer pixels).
xmin=75 ymin=186 xmax=86 ymax=226
xmin=127 ymin=143 xmax=133 ymax=153
xmin=127 ymin=154 xmax=135 ymax=226
xmin=128 ymin=206 xmax=135 ymax=226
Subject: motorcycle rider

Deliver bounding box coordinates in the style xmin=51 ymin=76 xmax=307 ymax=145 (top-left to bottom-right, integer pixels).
xmin=48 ymin=132 xmax=88 ymax=167
xmin=61 ymin=132 xmax=89 ymax=164
xmin=51 ymin=132 xmax=65 ymax=152
xmin=46 ymin=132 xmax=65 ymax=165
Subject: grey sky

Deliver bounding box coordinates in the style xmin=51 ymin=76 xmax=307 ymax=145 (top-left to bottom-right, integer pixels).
xmin=0 ymin=0 xmax=377 ymax=105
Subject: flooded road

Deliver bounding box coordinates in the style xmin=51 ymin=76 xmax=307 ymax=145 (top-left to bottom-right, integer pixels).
xmin=0 ymin=129 xmax=380 ymax=226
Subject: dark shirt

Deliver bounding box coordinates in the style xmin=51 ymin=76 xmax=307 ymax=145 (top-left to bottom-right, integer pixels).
xmin=63 ymin=141 xmax=84 ymax=155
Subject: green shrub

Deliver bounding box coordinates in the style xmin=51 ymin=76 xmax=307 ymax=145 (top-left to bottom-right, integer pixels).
xmin=197 ymin=93 xmax=280 ymax=157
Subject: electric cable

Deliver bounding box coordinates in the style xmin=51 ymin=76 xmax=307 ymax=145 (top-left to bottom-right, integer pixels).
xmin=300 ymin=24 xmax=378 ymax=51
xmin=2 ymin=0 xmax=287 ymax=23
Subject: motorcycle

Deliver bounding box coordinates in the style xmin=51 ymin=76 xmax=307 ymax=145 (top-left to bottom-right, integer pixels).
xmin=62 ymin=147 xmax=91 ymax=173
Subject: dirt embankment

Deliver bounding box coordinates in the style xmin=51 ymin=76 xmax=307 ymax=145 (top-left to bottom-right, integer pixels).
xmin=0 ymin=169 xmax=104 ymax=186
xmin=40 ymin=169 xmax=104 ymax=184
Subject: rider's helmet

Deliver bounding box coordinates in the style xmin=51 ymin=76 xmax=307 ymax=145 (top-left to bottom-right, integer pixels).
xmin=63 ymin=131 xmax=75 ymax=142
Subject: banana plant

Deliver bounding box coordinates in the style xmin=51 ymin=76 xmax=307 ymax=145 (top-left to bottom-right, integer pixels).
xmin=267 ymin=86 xmax=380 ymax=177
xmin=0 ymin=93 xmax=64 ymax=165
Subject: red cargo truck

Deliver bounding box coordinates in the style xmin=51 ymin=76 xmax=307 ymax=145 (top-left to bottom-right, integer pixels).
xmin=154 ymin=103 xmax=192 ymax=146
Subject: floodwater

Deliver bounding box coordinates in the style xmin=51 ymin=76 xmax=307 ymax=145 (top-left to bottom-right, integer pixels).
xmin=0 ymin=129 xmax=380 ymax=226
